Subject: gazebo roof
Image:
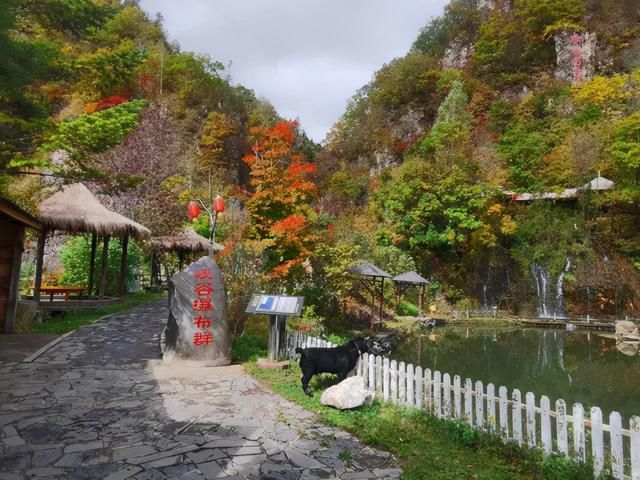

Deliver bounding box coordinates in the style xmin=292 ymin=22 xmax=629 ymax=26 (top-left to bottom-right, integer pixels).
xmin=149 ymin=228 xmax=223 ymax=253
xmin=349 ymin=262 xmax=392 ymax=278
xmin=393 ymin=271 xmax=430 ymax=285
xmin=38 ymin=183 xmax=151 ymax=240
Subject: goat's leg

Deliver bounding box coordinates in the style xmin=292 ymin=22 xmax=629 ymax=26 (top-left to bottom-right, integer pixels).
xmin=301 ymin=371 xmax=314 ymax=397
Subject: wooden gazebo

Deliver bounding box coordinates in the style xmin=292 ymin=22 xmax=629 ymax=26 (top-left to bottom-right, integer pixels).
xmin=147 ymin=228 xmax=223 ymax=287
xmin=393 ymin=271 xmax=430 ymax=316
xmin=349 ymin=262 xmax=392 ymax=331
xmin=35 ymin=183 xmax=151 ymax=306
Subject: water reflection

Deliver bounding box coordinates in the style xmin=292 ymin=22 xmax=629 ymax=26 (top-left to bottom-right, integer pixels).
xmin=390 ymin=326 xmax=640 ymax=421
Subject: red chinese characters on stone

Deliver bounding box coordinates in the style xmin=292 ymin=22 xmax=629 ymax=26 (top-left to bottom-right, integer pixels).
xmin=194 ymin=283 xmax=213 ymax=298
xmin=192 ymin=298 xmax=214 ymax=312
xmin=194 ymin=315 xmax=212 ymax=329
xmin=193 ymin=332 xmax=213 ymax=346
xmin=194 ymin=267 xmax=213 ymax=280
xmin=192 ymin=266 xmax=215 ymax=346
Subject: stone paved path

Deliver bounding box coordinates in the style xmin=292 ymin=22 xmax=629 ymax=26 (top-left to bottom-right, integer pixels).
xmin=0 ymin=301 xmax=401 ymax=480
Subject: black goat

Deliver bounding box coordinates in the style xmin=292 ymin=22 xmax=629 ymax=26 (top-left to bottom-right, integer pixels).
xmin=295 ymin=337 xmax=369 ymax=397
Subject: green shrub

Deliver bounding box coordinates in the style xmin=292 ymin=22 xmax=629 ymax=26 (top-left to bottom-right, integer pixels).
xmin=60 ymin=234 xmax=143 ymax=295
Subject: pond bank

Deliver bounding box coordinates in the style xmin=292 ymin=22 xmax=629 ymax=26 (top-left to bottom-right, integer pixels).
xmin=249 ymin=359 xmax=599 ymax=480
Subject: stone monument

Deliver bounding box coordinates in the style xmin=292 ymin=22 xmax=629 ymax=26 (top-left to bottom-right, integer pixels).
xmin=162 ymin=256 xmax=231 ymax=365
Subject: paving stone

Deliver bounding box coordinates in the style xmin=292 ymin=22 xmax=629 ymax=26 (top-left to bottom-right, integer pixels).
xmin=340 ymin=472 xmax=373 ymax=479
xmin=113 ymin=445 xmax=158 ymax=462
xmin=285 ymin=448 xmax=326 ymax=469
xmin=186 ymin=448 xmax=227 ymax=463
xmin=224 ymin=446 xmax=262 ymax=456
xmin=24 ymin=467 xmax=64 ymax=477
xmin=127 ymin=445 xmax=198 ymax=465
xmin=372 ymin=468 xmax=401 ymax=478
xmin=143 ymin=455 xmax=182 ymax=469
xmin=196 ymin=460 xmax=226 ymax=479
xmin=64 ymin=440 xmax=103 ymax=453
xmin=54 ymin=452 xmax=84 ymax=467
xmin=2 ymin=435 xmax=25 ymax=447
xmin=0 ymin=473 xmax=25 ymax=480
xmin=132 ymin=469 xmax=167 ymax=480
xmin=103 ymin=466 xmax=143 ymax=480
xmin=31 ymin=447 xmax=63 ymax=467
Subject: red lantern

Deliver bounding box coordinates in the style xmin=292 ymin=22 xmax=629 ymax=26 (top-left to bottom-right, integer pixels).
xmin=213 ymin=195 xmax=225 ymax=214
xmin=188 ymin=201 xmax=201 ymax=220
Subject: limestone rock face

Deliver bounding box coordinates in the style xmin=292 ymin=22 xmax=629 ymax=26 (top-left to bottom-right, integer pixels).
xmin=442 ymin=39 xmax=473 ymax=70
xmin=369 ymin=149 xmax=399 ymax=177
xmin=320 ymin=376 xmax=374 ymax=410
xmin=163 ymin=256 xmax=231 ymax=365
xmin=554 ymin=31 xmax=596 ymax=84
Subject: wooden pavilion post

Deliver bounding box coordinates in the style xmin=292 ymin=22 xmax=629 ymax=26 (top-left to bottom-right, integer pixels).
xmin=378 ymin=277 xmax=385 ymax=331
xmin=418 ymin=284 xmax=426 ymax=316
xmin=118 ymin=234 xmax=129 ymax=298
xmin=99 ymin=235 xmax=110 ymax=298
xmin=4 ymin=225 xmax=25 ymax=334
xmin=88 ymin=232 xmax=97 ymax=296
xmin=33 ymin=228 xmax=48 ymax=305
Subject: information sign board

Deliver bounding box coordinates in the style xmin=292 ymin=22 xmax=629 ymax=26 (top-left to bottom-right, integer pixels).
xmin=245 ymin=294 xmax=304 ymax=316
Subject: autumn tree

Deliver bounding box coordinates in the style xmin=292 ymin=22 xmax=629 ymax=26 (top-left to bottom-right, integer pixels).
xmin=242 ymin=120 xmax=317 ymax=281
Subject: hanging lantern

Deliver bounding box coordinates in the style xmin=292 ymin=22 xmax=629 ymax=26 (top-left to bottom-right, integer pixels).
xmin=213 ymin=195 xmax=225 ymax=214
xmin=187 ymin=201 xmax=201 ymax=220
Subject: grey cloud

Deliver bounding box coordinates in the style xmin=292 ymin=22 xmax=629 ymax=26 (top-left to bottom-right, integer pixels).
xmin=139 ymin=0 xmax=449 ymax=141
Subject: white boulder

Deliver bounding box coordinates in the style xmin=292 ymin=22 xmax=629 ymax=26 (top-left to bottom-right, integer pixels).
xmin=616 ymin=320 xmax=639 ymax=339
xmin=320 ymin=376 xmax=374 ymax=410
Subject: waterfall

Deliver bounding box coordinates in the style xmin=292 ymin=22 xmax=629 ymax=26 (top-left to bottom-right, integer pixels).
xmin=531 ymin=263 xmax=551 ymax=318
xmin=531 ymin=257 xmax=572 ymax=319
xmin=555 ymin=256 xmax=572 ymax=318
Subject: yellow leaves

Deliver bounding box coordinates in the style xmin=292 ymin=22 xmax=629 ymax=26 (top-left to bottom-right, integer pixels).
xmin=571 ymin=71 xmax=640 ymax=110
xmin=487 ymin=203 xmax=503 ymax=215
xmin=500 ymin=215 xmax=517 ymax=236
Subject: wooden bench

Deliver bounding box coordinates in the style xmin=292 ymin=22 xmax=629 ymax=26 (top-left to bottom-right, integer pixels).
xmin=31 ymin=285 xmax=87 ymax=302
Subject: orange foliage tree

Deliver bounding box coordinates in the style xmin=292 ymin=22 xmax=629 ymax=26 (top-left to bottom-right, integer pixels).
xmin=242 ymin=120 xmax=317 ymax=280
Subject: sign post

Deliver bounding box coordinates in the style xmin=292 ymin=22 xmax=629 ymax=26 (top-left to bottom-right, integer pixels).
xmin=246 ymin=293 xmax=304 ymax=366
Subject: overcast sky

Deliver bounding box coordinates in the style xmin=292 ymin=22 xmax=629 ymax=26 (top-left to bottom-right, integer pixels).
xmin=139 ymin=0 xmax=449 ymax=142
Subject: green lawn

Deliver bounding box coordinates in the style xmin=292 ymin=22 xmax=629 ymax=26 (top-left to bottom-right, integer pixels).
xmin=247 ymin=355 xmax=603 ymax=480
xmin=31 ymin=291 xmax=166 ymax=335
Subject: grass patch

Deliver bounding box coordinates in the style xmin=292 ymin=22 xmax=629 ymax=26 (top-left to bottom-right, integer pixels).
xmin=249 ymin=362 xmax=605 ymax=480
xmin=30 ymin=291 xmax=166 ymax=335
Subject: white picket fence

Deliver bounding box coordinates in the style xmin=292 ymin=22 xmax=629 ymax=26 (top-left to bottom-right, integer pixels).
xmin=287 ymin=332 xmax=640 ymax=480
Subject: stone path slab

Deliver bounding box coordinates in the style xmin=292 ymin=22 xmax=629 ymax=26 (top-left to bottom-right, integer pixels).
xmin=0 ymin=300 xmax=401 ymax=479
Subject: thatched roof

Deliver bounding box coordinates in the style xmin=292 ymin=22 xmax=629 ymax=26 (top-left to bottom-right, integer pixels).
xmin=149 ymin=228 xmax=223 ymax=253
xmin=393 ymin=271 xmax=430 ymax=285
xmin=38 ymin=183 xmax=151 ymax=240
xmin=349 ymin=262 xmax=392 ymax=278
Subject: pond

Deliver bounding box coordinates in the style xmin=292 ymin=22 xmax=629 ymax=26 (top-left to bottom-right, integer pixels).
xmin=389 ymin=324 xmax=640 ymax=422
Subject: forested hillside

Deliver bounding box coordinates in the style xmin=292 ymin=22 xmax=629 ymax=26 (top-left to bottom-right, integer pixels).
xmin=321 ymin=0 xmax=640 ymax=317
xmin=2 ymin=0 xmax=640 ymax=325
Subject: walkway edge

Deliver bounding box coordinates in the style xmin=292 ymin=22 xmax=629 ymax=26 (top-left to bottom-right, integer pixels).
xmin=23 ymin=329 xmax=77 ymax=362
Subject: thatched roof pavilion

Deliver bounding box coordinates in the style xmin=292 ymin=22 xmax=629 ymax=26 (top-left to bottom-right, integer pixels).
xmin=34 ymin=183 xmax=152 ymax=303
xmin=149 ymin=228 xmax=223 ymax=254
xmin=38 ymin=183 xmax=150 ymax=240
xmin=147 ymin=228 xmax=223 ymax=286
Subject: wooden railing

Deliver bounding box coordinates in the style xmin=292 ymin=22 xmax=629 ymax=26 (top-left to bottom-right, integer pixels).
xmin=287 ymin=332 xmax=640 ymax=480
